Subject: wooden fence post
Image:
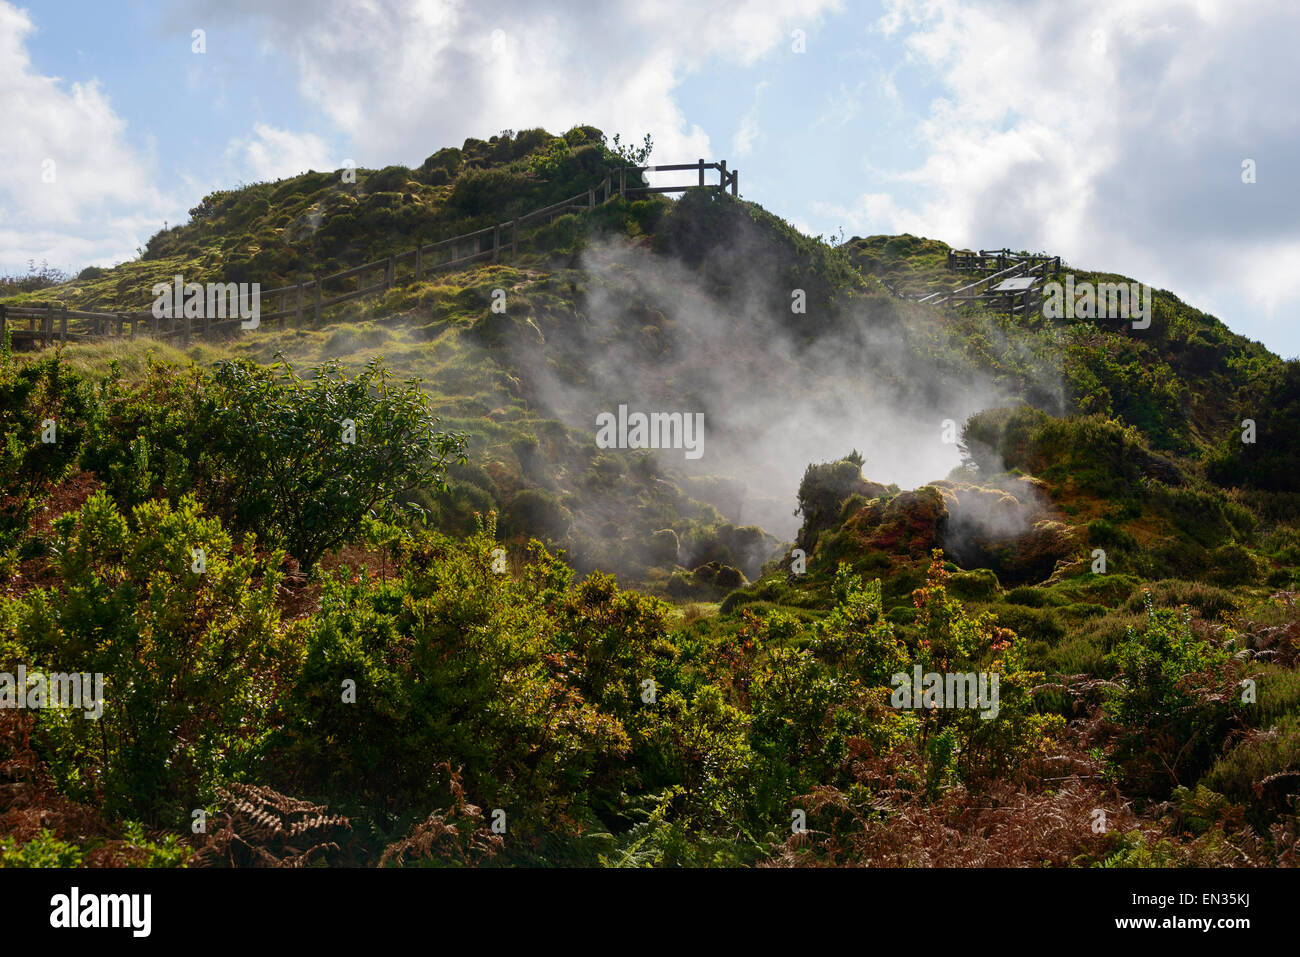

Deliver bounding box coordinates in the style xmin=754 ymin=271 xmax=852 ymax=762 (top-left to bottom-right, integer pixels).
xmin=731 ymin=169 xmax=738 ymax=196
xmin=698 ymin=158 xmax=704 ymax=186
xmin=0 ymin=305 xmax=6 ymax=346
xmin=512 ymin=219 xmax=519 ymax=258
xmin=415 ymin=244 xmax=423 ymax=281
xmin=60 ymin=306 xmax=68 ymax=345
xmin=588 ymin=189 xmax=595 ymax=209
xmin=295 ymin=283 xmax=303 ymax=327
xmin=719 ymin=160 xmax=727 ymax=195
xmin=603 ymin=177 xmax=610 ymax=202
xmin=386 ymin=256 xmax=395 ymax=291
xmin=619 ymin=168 xmax=625 ymax=198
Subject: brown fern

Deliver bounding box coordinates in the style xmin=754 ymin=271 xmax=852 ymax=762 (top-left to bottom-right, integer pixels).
xmin=379 ymin=764 xmax=504 ymax=867
xmin=193 ymin=782 xmax=351 ymax=868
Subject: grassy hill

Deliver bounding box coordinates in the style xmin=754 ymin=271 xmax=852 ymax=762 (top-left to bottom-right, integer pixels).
xmin=2 ymin=125 xmax=1298 ymax=868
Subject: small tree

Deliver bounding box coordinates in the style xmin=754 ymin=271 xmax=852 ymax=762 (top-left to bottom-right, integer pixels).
xmin=201 ymin=357 xmax=467 ymax=573
xmin=794 ymin=454 xmax=874 ymax=550
xmin=606 ymin=132 xmax=654 ymax=166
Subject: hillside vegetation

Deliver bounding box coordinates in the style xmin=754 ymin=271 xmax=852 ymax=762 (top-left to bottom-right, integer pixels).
xmin=2 ymin=126 xmax=1298 ymax=867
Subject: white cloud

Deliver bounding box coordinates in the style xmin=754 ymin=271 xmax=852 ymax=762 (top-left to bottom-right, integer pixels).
xmin=178 ymin=0 xmax=842 ymax=168
xmin=0 ymin=1 xmax=178 ymax=272
xmin=232 ymin=123 xmax=337 ymax=182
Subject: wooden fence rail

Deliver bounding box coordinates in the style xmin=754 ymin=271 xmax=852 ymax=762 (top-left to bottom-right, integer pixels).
xmin=913 ymin=252 xmax=1060 ymax=309
xmin=3 ymin=161 xmax=739 ymax=351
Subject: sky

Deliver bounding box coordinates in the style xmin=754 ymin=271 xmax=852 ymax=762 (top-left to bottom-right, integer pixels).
xmin=2 ymin=0 xmax=1298 ymax=358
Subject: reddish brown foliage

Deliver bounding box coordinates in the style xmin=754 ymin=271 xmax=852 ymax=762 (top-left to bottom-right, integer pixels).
xmin=0 ymin=710 xmax=163 ymax=866
xmin=766 ymin=737 xmax=1147 ymax=868
xmin=379 ymin=764 xmax=504 ymax=867
xmin=193 ymin=783 xmax=352 ymax=868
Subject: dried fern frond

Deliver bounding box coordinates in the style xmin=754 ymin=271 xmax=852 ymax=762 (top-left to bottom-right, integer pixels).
xmin=194 ymin=782 xmax=351 ymax=868
xmin=379 ymin=764 xmax=503 ymax=868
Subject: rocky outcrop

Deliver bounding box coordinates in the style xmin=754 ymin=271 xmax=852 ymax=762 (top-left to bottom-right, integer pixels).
xmin=831 ymin=477 xmax=1078 ymax=587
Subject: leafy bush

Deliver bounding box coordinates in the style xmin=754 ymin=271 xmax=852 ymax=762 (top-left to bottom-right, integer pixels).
xmin=1207 ymin=361 xmax=1300 ymax=491
xmin=277 ymin=525 xmax=641 ymax=827
xmin=1105 ymin=595 xmax=1239 ymax=798
xmin=502 ymin=488 xmax=573 ymax=542
xmin=366 ymin=165 xmax=412 ymax=193
xmin=795 ymin=453 xmax=875 ymax=549
xmin=648 ymin=528 xmax=679 ymax=565
xmin=0 ymin=354 xmax=96 ymax=550
xmin=86 ymin=357 xmax=468 ymax=573
xmin=1208 ymin=543 xmax=1263 ymax=587
xmin=904 ymin=554 xmax=1063 ymax=786
xmin=2 ymin=492 xmax=292 ymax=825
xmin=81 ymin=359 xmax=208 ymax=508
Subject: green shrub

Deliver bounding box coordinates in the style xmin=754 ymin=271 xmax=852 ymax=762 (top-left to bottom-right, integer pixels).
xmin=1208 ymin=543 xmax=1263 ymax=587
xmin=1206 ymin=360 xmax=1300 ymax=491
xmin=795 ymin=454 xmax=872 ymax=549
xmin=278 ymin=530 xmax=643 ymax=823
xmin=947 ymin=568 xmax=1000 ymax=602
xmin=1124 ymin=580 xmax=1238 ymax=621
xmin=1088 ymin=518 xmax=1137 ymax=551
xmin=893 ymin=555 xmax=1064 ymax=787
xmin=987 ymin=603 xmax=1065 ymax=644
xmin=1146 ymin=538 xmax=1210 ymax=578
xmin=1004 ymin=585 xmax=1066 ymax=608
xmin=418 ymin=147 xmax=463 ymax=184
xmin=0 ymin=830 xmax=83 ymax=867
xmin=534 ymin=213 xmax=580 ymax=252
xmin=1105 ymin=596 xmax=1238 ymax=798
xmin=86 ymin=357 xmax=468 ymax=573
xmin=0 ymin=354 xmax=96 ymax=550
xmin=2 ymin=492 xmax=291 ymax=825
xmin=648 ymin=528 xmax=680 ymax=566
xmin=503 ymin=488 xmax=573 ymax=542
xmin=81 ymin=359 xmax=207 ymax=508
xmin=1201 ymin=712 xmax=1300 ymax=825
xmin=366 ymin=165 xmax=412 ymax=193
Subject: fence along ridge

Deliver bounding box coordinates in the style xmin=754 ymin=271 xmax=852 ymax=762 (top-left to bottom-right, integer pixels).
xmin=2 ymin=160 xmax=740 ymax=350
xmin=874 ymin=247 xmax=1061 ymax=316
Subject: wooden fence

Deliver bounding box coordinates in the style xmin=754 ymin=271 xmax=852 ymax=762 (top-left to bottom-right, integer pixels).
xmin=914 ymin=251 xmax=1060 ymax=311
xmin=2 ymin=160 xmax=739 ymax=351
